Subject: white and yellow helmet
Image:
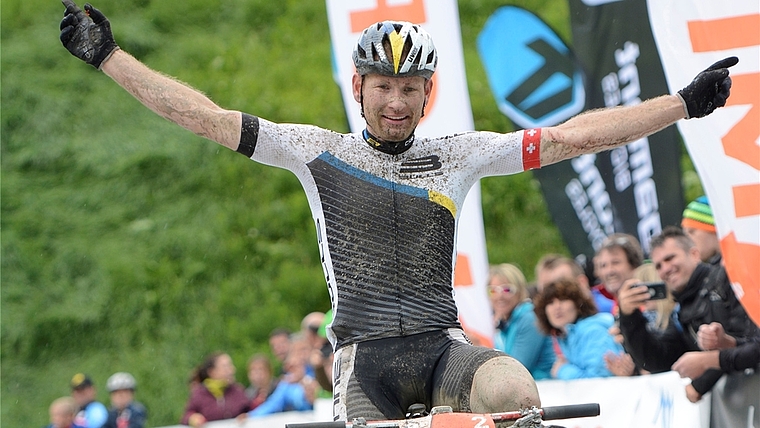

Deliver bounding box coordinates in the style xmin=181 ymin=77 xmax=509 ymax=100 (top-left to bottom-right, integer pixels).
xmin=353 ymin=21 xmax=437 ymax=80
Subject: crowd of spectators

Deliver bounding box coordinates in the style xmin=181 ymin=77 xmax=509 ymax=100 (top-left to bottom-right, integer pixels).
xmin=45 ymin=310 xmax=334 ymax=427
xmin=46 ymin=373 xmax=145 ymax=428
xmin=45 ymin=196 xmax=758 ymax=427
xmin=483 ymin=195 xmax=758 ymax=428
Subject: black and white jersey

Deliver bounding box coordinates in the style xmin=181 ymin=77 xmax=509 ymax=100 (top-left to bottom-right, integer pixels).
xmin=238 ymin=114 xmax=541 ymax=349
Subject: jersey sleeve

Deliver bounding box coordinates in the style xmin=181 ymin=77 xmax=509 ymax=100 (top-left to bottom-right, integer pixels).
xmin=234 ymin=113 xmax=340 ymax=171
xmin=461 ymin=128 xmax=543 ymax=179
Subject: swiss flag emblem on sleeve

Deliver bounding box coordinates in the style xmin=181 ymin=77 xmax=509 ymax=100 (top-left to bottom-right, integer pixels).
xmin=522 ymin=128 xmax=541 ymax=170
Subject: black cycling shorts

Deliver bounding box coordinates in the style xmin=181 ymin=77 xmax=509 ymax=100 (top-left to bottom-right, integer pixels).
xmin=332 ymin=328 xmax=504 ymax=421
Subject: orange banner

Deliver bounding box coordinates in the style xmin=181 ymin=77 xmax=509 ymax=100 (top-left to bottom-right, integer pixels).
xmin=649 ymin=1 xmax=760 ymax=325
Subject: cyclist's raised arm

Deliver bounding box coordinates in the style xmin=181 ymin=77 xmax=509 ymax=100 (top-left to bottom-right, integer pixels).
xmin=59 ymin=1 xmax=242 ymax=151
xmin=538 ymin=56 xmax=737 ymax=167
xmin=101 ymin=51 xmax=242 ymax=150
xmin=539 ymin=95 xmax=683 ymax=166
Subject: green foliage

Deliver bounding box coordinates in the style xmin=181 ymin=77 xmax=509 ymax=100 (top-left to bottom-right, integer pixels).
xmin=2 ymin=1 xmax=330 ymax=425
xmin=1 ymin=0 xmax=697 ymax=426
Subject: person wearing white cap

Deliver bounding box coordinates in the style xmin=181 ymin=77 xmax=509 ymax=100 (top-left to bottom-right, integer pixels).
xmin=103 ymin=372 xmax=147 ymax=428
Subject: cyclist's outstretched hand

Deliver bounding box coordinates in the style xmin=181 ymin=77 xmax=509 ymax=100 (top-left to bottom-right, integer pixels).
xmin=677 ymin=56 xmax=738 ymax=119
xmin=60 ymin=1 xmax=119 ymax=69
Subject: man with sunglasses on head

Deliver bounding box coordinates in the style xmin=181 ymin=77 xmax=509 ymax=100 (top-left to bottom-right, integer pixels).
xmin=59 ymin=0 xmax=737 ymax=423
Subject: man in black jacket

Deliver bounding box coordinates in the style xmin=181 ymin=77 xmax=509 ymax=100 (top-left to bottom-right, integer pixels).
xmin=618 ymin=226 xmax=757 ymax=402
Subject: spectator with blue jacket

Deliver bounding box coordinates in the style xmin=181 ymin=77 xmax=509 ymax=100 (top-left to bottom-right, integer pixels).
xmin=70 ymin=374 xmax=108 ymax=428
xmin=534 ymin=279 xmax=624 ymax=379
xmin=534 ymin=254 xmax=609 ymax=313
xmin=248 ymin=347 xmax=318 ymax=417
xmin=489 ymin=263 xmax=555 ymax=380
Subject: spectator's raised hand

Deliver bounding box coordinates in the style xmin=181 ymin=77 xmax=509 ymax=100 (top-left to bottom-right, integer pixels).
xmin=617 ymin=279 xmax=650 ymax=316
xmin=604 ymin=351 xmax=635 ymax=376
xmin=301 ymin=376 xmax=319 ymax=404
xmin=697 ymin=322 xmax=736 ymax=350
xmin=672 ymin=350 xmax=719 ymax=380
xmin=685 ymin=383 xmax=703 ymax=403
xmin=608 ymin=324 xmax=624 ymax=345
xmin=187 ymin=412 xmax=207 ymax=428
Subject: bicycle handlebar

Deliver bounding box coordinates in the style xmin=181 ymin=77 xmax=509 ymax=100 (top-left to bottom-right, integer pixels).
xmin=541 ymin=403 xmax=600 ymax=420
xmin=283 ymin=403 xmax=601 ymax=428
xmin=490 ymin=402 xmax=600 ymax=422
xmin=285 ymin=423 xmax=346 ymax=428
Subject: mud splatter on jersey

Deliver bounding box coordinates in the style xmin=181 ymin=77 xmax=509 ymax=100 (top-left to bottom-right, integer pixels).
xmin=241 ymin=114 xmax=537 ymax=348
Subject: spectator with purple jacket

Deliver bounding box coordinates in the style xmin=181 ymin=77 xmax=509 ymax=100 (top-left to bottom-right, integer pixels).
xmin=181 ymin=352 xmax=250 ymax=427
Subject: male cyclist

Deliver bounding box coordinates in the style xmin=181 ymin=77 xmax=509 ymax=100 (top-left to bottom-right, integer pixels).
xmin=59 ymin=1 xmax=736 ymax=422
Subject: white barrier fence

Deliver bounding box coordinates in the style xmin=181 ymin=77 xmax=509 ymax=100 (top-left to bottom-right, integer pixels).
xmin=159 ymin=371 xmax=714 ymax=428
xmin=535 ymin=371 xmax=710 ymax=428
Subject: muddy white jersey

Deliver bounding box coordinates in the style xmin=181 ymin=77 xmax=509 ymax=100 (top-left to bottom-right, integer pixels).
xmin=237 ymin=114 xmax=541 ymax=348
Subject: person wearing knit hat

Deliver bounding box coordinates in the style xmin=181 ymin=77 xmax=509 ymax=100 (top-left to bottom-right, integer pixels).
xmin=682 ymin=196 xmax=721 ymax=264
xmin=682 ymin=196 xmax=716 ymax=232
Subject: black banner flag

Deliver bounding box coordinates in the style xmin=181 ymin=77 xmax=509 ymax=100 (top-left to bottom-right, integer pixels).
xmin=478 ymin=1 xmax=684 ymax=264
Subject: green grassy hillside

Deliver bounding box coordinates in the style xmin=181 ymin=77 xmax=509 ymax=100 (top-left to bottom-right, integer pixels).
xmin=1 ymin=1 xmax=697 ymax=426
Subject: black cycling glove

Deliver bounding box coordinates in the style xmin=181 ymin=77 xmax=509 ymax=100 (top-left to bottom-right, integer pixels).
xmin=677 ymin=56 xmax=738 ymax=119
xmin=60 ymin=1 xmax=119 ymax=69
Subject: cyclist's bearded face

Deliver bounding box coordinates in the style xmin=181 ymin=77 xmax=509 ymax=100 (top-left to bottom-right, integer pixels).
xmin=353 ymin=73 xmax=432 ymax=142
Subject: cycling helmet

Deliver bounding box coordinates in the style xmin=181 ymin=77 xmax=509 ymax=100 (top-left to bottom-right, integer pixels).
xmin=353 ymin=21 xmax=437 ymax=79
xmin=106 ymin=372 xmax=136 ymax=392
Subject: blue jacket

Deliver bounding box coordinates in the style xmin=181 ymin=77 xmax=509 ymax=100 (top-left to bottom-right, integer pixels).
xmin=73 ymin=401 xmax=108 ymax=428
xmin=555 ymin=312 xmax=623 ymax=379
xmin=494 ymin=300 xmax=555 ymax=380
xmin=248 ymin=379 xmax=313 ymax=417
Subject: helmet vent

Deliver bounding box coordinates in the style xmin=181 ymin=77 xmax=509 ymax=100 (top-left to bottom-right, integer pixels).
xmin=352 ymin=20 xmax=437 ymax=79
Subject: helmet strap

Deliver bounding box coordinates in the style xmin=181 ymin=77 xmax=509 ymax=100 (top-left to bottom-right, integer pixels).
xmin=359 ymin=76 xmax=366 ymax=118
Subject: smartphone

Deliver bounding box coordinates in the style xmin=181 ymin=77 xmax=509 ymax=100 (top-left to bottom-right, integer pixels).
xmin=637 ymin=281 xmax=667 ymax=300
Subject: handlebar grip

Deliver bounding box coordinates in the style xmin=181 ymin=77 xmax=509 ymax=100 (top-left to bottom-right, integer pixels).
xmin=541 ymin=403 xmax=600 ymax=420
xmin=284 ymin=422 xmax=346 ymax=428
